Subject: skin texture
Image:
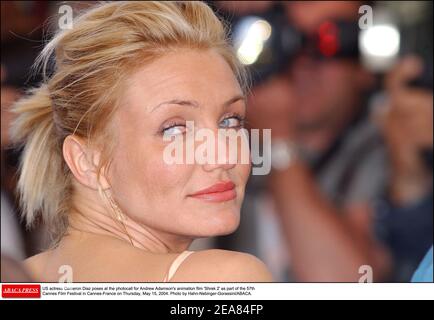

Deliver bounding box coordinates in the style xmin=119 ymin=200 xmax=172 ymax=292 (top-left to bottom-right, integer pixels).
xmin=24 ymin=49 xmax=273 ymax=282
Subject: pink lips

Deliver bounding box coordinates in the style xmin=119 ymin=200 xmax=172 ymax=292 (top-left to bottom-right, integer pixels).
xmin=189 ymin=181 xmax=236 ymax=202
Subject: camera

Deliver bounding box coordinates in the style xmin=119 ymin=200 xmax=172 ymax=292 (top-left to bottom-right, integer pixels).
xmin=217 ymin=2 xmax=432 ymax=89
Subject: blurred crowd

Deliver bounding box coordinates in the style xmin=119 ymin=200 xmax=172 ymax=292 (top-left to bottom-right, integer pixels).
xmin=1 ymin=1 xmax=433 ymax=282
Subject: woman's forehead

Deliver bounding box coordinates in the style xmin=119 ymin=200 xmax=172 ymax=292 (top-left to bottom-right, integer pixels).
xmin=122 ymin=49 xmax=243 ymax=113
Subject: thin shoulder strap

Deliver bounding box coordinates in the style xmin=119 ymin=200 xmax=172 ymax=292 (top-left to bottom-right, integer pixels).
xmin=163 ymin=250 xmax=194 ymax=282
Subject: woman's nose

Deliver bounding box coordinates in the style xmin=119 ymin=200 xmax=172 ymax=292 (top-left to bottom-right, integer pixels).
xmin=200 ymin=129 xmax=240 ymax=172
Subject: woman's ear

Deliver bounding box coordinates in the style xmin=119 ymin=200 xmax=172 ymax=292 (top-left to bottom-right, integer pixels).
xmin=63 ymin=135 xmax=109 ymax=190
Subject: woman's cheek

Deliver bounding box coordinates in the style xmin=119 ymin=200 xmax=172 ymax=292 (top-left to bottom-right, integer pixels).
xmin=144 ymin=150 xmax=192 ymax=197
xmin=238 ymin=162 xmax=251 ymax=184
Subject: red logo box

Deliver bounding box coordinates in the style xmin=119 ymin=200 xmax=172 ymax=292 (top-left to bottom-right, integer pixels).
xmin=2 ymin=284 xmax=41 ymax=298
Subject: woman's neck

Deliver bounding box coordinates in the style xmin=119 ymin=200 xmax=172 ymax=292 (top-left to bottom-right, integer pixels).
xmin=66 ymin=189 xmax=192 ymax=254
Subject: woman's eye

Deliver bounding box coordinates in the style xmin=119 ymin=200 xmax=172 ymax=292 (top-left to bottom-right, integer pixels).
xmin=162 ymin=124 xmax=185 ymax=136
xmin=219 ymin=115 xmax=245 ymax=129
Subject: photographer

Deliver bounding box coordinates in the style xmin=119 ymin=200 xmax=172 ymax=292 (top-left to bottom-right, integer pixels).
xmin=374 ymin=56 xmax=433 ymax=281
xmin=216 ymin=1 xmax=432 ymax=282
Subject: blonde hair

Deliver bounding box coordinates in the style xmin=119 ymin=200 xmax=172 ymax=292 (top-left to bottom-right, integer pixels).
xmin=10 ymin=1 xmax=248 ymax=244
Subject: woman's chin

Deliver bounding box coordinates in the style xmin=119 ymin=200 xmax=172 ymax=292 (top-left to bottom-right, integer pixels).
xmin=192 ymin=208 xmax=241 ymax=237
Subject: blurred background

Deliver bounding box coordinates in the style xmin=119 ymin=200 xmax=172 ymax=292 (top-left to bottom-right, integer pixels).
xmin=1 ymin=1 xmax=432 ymax=282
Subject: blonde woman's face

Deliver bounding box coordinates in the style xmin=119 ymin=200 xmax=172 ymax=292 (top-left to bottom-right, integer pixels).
xmin=108 ymin=49 xmax=251 ymax=238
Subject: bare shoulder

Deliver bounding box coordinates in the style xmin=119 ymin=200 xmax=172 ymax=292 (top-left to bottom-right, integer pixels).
xmin=169 ymin=249 xmax=274 ymax=282
xmin=19 ymin=237 xmax=273 ymax=282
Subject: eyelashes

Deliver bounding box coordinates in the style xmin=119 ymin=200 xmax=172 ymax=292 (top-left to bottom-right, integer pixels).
xmin=219 ymin=112 xmax=246 ymax=130
xmin=160 ymin=113 xmax=246 ymax=136
xmin=161 ymin=120 xmax=186 ymax=136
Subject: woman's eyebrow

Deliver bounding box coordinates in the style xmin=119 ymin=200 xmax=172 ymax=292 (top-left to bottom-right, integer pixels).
xmin=150 ymin=99 xmax=200 ymax=112
xmin=224 ymin=95 xmax=246 ymax=107
xmin=150 ymin=94 xmax=245 ymax=113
